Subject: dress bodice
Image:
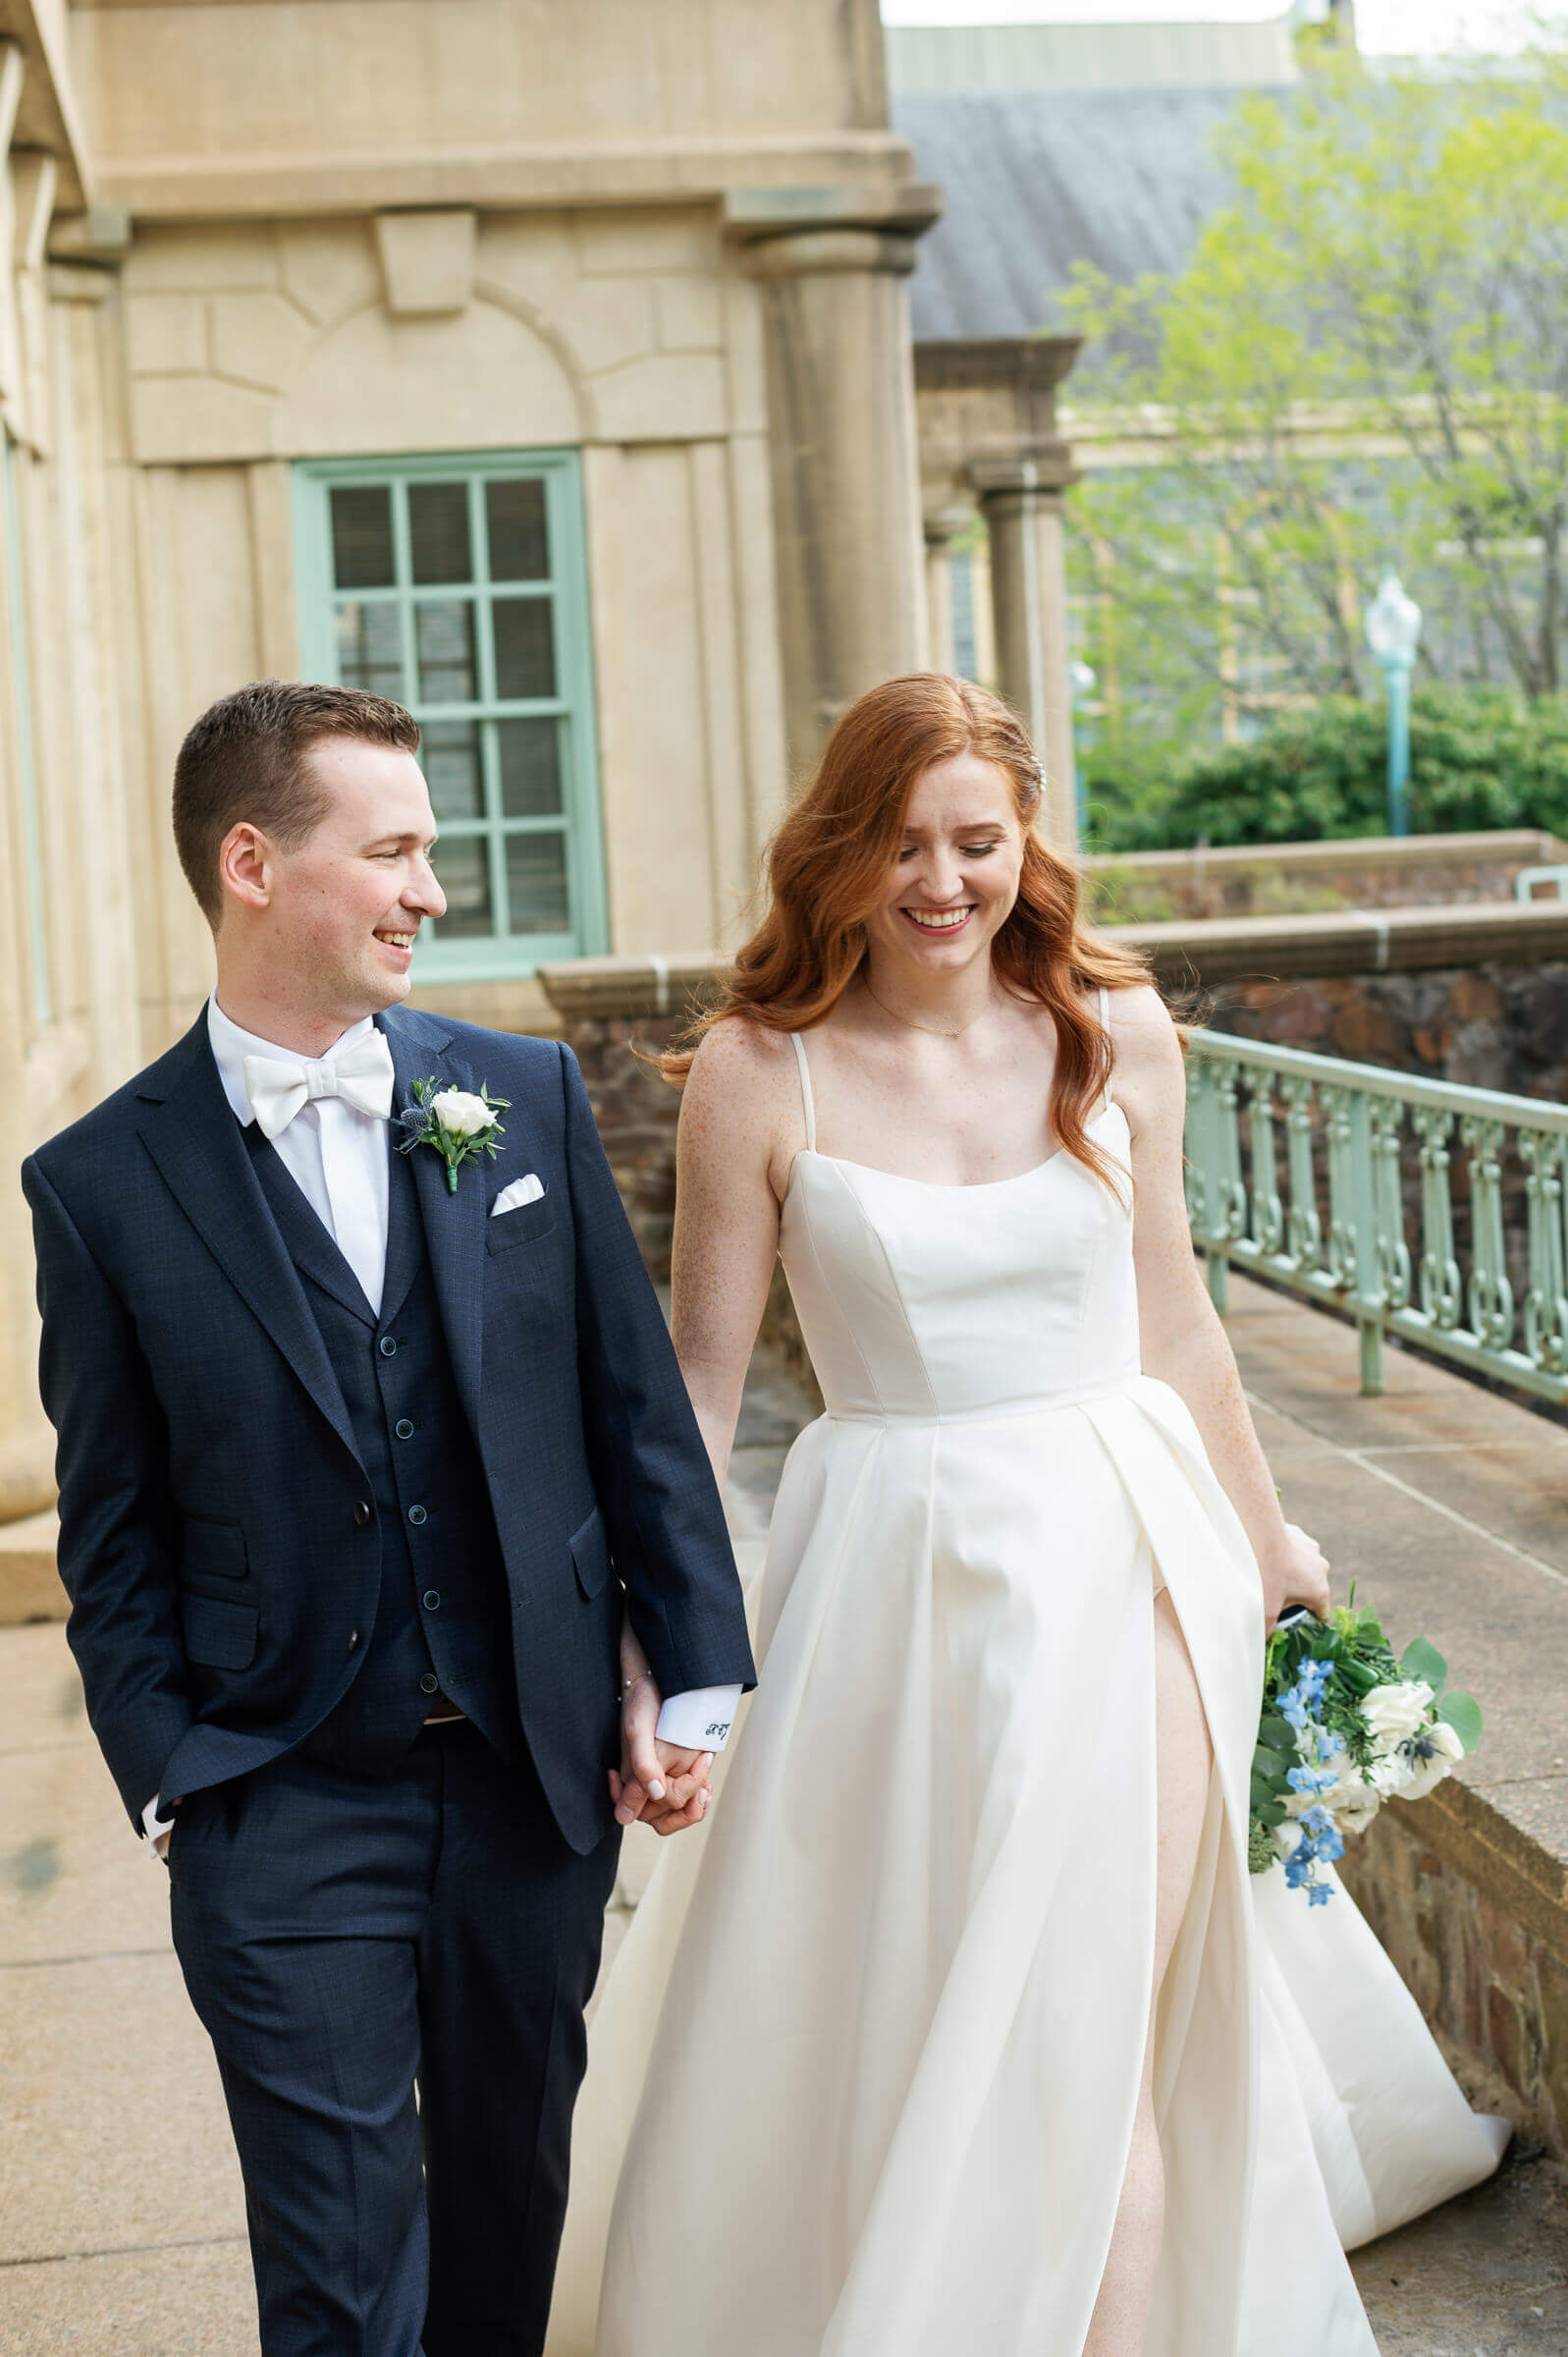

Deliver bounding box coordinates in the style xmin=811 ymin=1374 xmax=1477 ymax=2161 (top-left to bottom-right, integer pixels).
xmin=778 ymin=1034 xmax=1141 ymax=1423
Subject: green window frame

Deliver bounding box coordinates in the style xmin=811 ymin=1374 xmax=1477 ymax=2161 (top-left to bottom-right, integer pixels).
xmin=294 ymin=450 xmax=608 ymax=983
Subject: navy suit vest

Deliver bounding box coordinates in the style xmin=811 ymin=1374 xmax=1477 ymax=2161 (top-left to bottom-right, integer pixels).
xmin=247 ymin=1127 xmax=524 ymax=1775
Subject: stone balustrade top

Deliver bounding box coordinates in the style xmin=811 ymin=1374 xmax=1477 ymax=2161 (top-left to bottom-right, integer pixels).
xmin=538 ymin=897 xmax=1568 ymax=1019
xmin=1089 ymin=828 xmax=1567 ymax=881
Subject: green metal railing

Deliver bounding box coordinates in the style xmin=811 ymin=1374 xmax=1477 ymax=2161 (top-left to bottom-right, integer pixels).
xmin=1185 ymin=1030 xmax=1568 ymax=1404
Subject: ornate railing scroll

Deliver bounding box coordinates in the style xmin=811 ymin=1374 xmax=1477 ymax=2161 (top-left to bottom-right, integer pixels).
xmin=1184 ymin=1031 xmax=1568 ymax=1404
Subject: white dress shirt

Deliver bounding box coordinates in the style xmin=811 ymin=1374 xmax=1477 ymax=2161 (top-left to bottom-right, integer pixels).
xmin=142 ymin=1001 xmax=735 ymax=1851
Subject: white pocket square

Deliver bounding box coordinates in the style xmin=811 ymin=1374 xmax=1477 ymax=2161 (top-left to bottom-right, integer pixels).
xmin=491 ymin=1174 xmax=545 ymax=1216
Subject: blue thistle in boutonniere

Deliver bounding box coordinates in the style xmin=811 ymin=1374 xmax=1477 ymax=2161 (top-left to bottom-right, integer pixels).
xmin=396 ymin=1078 xmax=511 ymax=1195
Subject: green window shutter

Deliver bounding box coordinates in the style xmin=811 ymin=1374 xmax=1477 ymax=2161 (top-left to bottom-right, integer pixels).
xmin=293 ymin=450 xmax=608 ymax=982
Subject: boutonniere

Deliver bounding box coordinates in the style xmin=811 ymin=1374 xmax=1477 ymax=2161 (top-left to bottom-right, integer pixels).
xmin=396 ymin=1079 xmax=511 ymax=1195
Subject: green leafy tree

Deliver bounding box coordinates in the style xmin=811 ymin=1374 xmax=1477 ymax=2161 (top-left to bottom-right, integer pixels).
xmin=1062 ymin=27 xmax=1568 ymax=768
xmin=1082 ymin=683 xmax=1568 ymax=852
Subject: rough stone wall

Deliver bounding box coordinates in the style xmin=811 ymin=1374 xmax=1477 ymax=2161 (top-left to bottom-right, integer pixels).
xmin=1207 ymin=962 xmax=1568 ymax=1102
xmin=569 ymin=1014 xmax=685 ymax=1276
xmin=568 ymin=1011 xmax=819 ymax=1386
xmin=1341 ymin=1807 xmax=1566 ymax=2156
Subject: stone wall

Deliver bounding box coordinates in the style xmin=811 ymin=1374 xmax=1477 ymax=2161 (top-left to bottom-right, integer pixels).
xmin=1206 ymin=963 xmax=1568 ymax=1100
xmin=1341 ymin=1798 xmax=1567 ymax=2156
xmin=1087 ymin=830 xmax=1567 ymax=926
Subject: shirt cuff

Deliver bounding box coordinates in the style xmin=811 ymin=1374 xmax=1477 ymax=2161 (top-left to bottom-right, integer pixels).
xmin=655 ymin=1685 xmax=741 ymax=1753
xmin=141 ymin=1791 xmax=174 ymax=1855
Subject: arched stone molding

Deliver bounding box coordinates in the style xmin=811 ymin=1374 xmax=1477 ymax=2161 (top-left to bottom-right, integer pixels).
xmin=276 ymin=294 xmax=587 ymax=458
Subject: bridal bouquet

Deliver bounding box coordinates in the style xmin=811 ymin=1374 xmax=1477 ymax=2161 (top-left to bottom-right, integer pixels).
xmin=1248 ymin=1592 xmax=1483 ymax=1902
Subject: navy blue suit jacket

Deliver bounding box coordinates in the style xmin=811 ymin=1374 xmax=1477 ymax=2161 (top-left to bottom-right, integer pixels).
xmin=23 ymin=1004 xmax=754 ymax=1854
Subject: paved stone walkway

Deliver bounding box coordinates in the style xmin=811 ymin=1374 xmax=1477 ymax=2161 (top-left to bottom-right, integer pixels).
xmin=2 ymin=1285 xmax=1564 ymax=2352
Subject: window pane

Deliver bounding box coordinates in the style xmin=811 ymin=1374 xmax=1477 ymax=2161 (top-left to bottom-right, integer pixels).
xmin=507 ymin=832 xmax=570 ymax=934
xmin=408 ymin=482 xmax=471 ymax=585
xmin=493 ymin=597 xmax=556 ymax=699
xmin=336 ymin=600 xmax=402 ymax=697
xmin=331 ymin=485 xmax=396 ymax=589
xmin=415 ymin=601 xmax=476 ymax=703
xmin=420 ymin=722 xmax=483 ymax=822
xmin=486 ymin=479 xmax=549 ymax=581
xmin=498 ymin=719 xmax=563 ymax=816
xmin=433 ymin=836 xmax=493 ymax=938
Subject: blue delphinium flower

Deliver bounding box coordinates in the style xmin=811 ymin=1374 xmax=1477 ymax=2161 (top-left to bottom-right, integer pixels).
xmin=1308 ymin=1882 xmax=1332 ymax=1905
xmin=1300 ymin=1806 xmax=1345 ymax=1862
xmin=1287 ymin=1763 xmax=1337 ymax=1800
xmin=1280 ymin=1684 xmax=1312 ymax=1730
xmin=1298 ymin=1658 xmax=1333 ymax=1702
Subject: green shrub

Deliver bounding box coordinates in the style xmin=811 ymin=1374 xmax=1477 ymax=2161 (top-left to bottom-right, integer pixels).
xmin=1081 ymin=687 xmax=1568 ymax=853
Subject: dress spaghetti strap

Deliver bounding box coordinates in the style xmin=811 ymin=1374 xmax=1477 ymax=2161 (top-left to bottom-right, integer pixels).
xmin=788 ymin=1032 xmax=818 ymax=1153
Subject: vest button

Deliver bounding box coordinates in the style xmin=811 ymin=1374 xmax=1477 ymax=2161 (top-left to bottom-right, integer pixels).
xmin=395 ymin=1418 xmax=414 ymax=1440
xmin=420 ymin=1672 xmax=440 ymax=1695
xmin=348 ymin=1629 xmax=360 ymax=1651
xmin=407 ymin=1504 xmax=427 ymax=1526
xmin=422 ymin=1590 xmax=441 ymax=1612
xmin=352 ymin=1501 xmax=372 ymax=1528
xmin=378 ymin=1336 xmax=397 ymax=1357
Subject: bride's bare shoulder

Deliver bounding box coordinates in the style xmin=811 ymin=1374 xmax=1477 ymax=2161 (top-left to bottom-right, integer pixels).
xmin=1101 ymin=981 xmax=1179 ymax=1058
xmin=680 ymin=1014 xmax=802 ymax=1156
xmin=1100 ymin=982 xmax=1185 ymax=1124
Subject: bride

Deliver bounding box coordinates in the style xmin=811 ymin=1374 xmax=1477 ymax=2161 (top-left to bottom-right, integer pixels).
xmin=547 ymin=674 xmax=1506 ymax=2356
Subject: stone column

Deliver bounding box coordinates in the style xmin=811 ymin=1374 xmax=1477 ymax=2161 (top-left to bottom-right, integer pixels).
xmin=972 ymin=452 xmax=1080 ymax=852
xmin=728 ymin=184 xmax=941 ymax=775
xmin=922 ymin=505 xmax=972 ymax=680
xmin=925 ymin=524 xmax=954 ymax=678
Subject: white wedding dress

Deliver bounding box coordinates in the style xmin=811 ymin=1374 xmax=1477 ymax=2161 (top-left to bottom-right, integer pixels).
xmin=547 ymin=1023 xmax=1507 ymax=2357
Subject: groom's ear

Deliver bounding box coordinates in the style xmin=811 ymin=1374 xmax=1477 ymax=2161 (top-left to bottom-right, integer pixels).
xmin=216 ymin=821 xmax=276 ymax=923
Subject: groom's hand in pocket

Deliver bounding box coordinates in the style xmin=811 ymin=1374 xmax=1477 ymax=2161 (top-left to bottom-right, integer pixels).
xmin=611 ymin=1674 xmax=713 ymax=1836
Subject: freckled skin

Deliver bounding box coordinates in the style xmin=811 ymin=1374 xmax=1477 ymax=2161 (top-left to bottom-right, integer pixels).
xmin=672 ymin=752 xmax=1331 ymax=2356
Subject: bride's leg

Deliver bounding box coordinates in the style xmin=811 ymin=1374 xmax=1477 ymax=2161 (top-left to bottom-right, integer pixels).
xmin=1082 ymin=1589 xmax=1215 ymax=2357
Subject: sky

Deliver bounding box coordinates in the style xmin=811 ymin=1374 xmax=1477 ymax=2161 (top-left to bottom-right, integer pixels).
xmin=879 ymin=1 xmax=1553 ymax=55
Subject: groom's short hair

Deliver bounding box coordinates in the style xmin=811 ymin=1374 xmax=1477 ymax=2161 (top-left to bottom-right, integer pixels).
xmin=174 ymin=679 xmax=422 ymax=925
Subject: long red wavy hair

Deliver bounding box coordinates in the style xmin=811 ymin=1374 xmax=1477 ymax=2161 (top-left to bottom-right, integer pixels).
xmin=661 ymin=673 xmax=1154 ymax=1187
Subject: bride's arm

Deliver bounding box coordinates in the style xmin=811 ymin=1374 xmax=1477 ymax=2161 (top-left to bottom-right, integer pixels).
xmin=1112 ymin=985 xmax=1331 ymax=1630
xmin=669 ymin=1017 xmax=796 ymax=1488
xmin=611 ymin=1018 xmax=790 ymax=1833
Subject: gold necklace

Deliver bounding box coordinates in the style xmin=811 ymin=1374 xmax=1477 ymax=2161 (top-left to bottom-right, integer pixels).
xmin=863 ymin=977 xmax=999 ymax=1040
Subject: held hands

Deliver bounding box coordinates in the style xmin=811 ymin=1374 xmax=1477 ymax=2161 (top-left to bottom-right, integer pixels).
xmin=610 ymin=1670 xmax=714 ymax=1837
xmin=1261 ymin=1520 xmax=1332 ymax=1634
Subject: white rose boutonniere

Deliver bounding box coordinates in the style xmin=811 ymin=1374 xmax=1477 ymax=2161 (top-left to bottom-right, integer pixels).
xmin=396 ymin=1076 xmax=511 ymax=1194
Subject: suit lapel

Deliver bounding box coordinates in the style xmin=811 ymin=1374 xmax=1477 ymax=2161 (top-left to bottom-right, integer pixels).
xmin=246 ymin=1129 xmax=378 ymax=1328
xmin=137 ymin=1021 xmax=364 ymax=1468
xmin=380 ymin=1009 xmax=486 ymax=1441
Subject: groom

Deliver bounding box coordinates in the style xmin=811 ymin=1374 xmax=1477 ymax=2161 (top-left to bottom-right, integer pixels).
xmin=23 ymin=681 xmax=754 ymax=2355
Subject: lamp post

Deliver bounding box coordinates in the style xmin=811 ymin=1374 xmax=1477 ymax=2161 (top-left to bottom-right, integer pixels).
xmin=1365 ymin=572 xmax=1423 ymax=839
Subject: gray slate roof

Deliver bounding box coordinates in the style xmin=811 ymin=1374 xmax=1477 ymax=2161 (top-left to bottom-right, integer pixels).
xmin=893 ymin=86 xmax=1291 ymax=343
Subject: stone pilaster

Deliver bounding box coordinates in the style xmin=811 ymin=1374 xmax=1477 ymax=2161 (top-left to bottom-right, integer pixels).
xmin=728 ymin=184 xmax=941 ymax=774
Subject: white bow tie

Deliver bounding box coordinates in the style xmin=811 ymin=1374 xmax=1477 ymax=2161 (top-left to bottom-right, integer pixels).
xmin=243 ymin=1030 xmax=396 ymax=1140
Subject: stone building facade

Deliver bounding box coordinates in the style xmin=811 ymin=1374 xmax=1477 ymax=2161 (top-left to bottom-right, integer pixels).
xmin=0 ymin=0 xmax=1093 ymax=1530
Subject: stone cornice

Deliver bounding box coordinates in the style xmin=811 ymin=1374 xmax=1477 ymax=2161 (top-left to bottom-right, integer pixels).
xmin=538 ymin=900 xmax=1568 ymax=1019
xmin=0 ymin=3 xmax=90 ymax=208
xmin=92 ymin=132 xmax=921 ymax=224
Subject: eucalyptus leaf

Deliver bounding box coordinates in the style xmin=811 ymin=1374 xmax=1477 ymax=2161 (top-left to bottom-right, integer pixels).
xmin=1437 ymin=1689 xmax=1484 ymax=1752
xmin=1399 ymin=1636 xmax=1449 ymax=1692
